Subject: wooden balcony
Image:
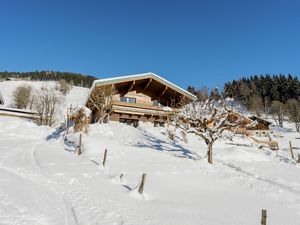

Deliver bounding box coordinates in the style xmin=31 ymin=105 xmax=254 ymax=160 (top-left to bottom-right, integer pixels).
xmin=111 ymin=101 xmax=179 ymax=116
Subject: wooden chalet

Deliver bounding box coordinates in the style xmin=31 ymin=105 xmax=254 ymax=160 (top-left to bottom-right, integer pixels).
xmin=228 ymin=112 xmax=272 ymax=136
xmin=86 ymin=72 xmax=197 ymax=127
xmin=248 ymin=116 xmax=272 ymax=130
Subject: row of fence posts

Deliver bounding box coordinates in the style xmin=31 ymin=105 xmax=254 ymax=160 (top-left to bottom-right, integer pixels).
xmin=76 ymin=134 xmax=295 ymax=223
xmin=76 ymin=133 xmax=147 ymax=195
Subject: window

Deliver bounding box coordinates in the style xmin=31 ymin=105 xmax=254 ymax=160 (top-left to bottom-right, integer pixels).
xmin=153 ymin=100 xmax=164 ymax=107
xmin=119 ymin=118 xmax=139 ymax=128
xmin=154 ymin=121 xmax=165 ymax=127
xmin=120 ymin=97 xmax=136 ymax=103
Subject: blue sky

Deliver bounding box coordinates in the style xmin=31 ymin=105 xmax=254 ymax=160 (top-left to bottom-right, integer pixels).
xmin=0 ymin=0 xmax=299 ymax=89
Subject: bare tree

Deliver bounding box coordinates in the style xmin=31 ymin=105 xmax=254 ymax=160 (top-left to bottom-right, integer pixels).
xmin=86 ymin=85 xmax=116 ymax=123
xmin=263 ymin=96 xmax=271 ymax=114
xmin=249 ymin=95 xmax=264 ymax=116
xmin=210 ymin=87 xmax=221 ymax=101
xmin=187 ymin=86 xmax=209 ymax=102
xmin=270 ymin=101 xmax=285 ymax=127
xmin=57 ymin=79 xmax=71 ymax=95
xmin=285 ymin=99 xmax=300 ymax=132
xmin=33 ymin=85 xmax=62 ymax=126
xmin=12 ymin=85 xmax=32 ymax=109
xmin=198 ymin=86 xmax=209 ymax=102
xmin=238 ymin=82 xmax=251 ymax=106
xmin=168 ymin=99 xmax=245 ymax=164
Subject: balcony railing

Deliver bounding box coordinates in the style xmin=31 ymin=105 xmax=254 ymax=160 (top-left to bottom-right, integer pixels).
xmin=111 ymin=101 xmax=179 ymax=116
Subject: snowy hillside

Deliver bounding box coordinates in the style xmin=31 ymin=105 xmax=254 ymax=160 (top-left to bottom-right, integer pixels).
xmin=1 ymin=81 xmax=300 ymax=225
xmin=1 ymin=117 xmax=300 ymax=224
xmin=0 ymin=80 xmax=90 ymax=121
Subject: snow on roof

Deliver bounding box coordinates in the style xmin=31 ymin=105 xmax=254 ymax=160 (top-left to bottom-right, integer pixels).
xmin=0 ymin=107 xmax=39 ymax=120
xmin=0 ymin=110 xmax=39 ymax=119
xmin=0 ymin=106 xmax=38 ymax=114
xmin=91 ymin=72 xmax=197 ymax=100
xmin=248 ymin=115 xmax=272 ymax=124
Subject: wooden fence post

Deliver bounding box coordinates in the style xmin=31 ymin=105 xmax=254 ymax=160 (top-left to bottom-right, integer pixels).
xmin=102 ymin=149 xmax=108 ymax=166
xmin=261 ymin=209 xmax=267 ymax=225
xmin=138 ymin=173 xmax=147 ymax=194
xmin=289 ymin=141 xmax=294 ymax=160
xmin=77 ymin=133 xmax=82 ymax=155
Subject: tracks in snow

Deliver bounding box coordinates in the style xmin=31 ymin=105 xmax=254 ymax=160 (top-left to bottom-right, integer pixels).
xmin=0 ymin=136 xmax=136 ymax=225
xmin=216 ymin=158 xmax=300 ymax=196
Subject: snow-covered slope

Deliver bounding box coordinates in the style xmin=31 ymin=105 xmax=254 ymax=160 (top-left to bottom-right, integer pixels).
xmin=1 ymin=116 xmax=300 ymax=225
xmin=0 ymin=80 xmax=90 ymax=122
xmin=1 ymin=80 xmax=300 ymax=225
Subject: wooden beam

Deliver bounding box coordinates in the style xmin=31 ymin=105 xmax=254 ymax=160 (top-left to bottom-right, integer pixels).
xmin=143 ymin=78 xmax=152 ymax=90
xmin=159 ymin=86 xmax=167 ymax=97
xmin=120 ymin=80 xmax=135 ymax=96
xmin=127 ymin=80 xmax=135 ymax=93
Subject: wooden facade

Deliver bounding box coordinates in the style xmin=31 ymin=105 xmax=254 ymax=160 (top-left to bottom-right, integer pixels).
xmin=228 ymin=112 xmax=272 ymax=136
xmin=248 ymin=116 xmax=271 ymax=131
xmin=86 ymin=73 xmax=196 ymax=127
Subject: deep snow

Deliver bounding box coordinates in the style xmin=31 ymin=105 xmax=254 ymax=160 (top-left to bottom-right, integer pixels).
xmin=1 ymin=117 xmax=300 ymax=225
xmin=0 ymin=80 xmax=300 ymax=225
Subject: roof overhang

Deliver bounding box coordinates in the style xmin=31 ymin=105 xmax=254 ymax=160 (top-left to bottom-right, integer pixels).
xmin=86 ymin=72 xmax=197 ymax=105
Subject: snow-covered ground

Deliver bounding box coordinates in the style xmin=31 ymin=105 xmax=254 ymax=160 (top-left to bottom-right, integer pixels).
xmin=0 ymin=80 xmax=90 ymax=122
xmin=1 ymin=80 xmax=300 ymax=225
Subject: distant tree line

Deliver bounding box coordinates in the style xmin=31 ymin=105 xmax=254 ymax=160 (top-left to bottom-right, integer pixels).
xmin=0 ymin=71 xmax=96 ymax=87
xmin=186 ymin=74 xmax=300 ymax=131
xmin=223 ymin=74 xmax=300 ymax=130
xmin=223 ymin=74 xmax=300 ymax=109
xmin=187 ymin=85 xmax=221 ymax=101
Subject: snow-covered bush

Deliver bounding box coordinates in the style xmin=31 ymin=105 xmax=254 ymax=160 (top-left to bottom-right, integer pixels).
xmin=12 ymin=84 xmax=32 ymax=109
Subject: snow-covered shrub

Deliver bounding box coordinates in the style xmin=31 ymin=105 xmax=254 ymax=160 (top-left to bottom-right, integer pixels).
xmin=12 ymin=84 xmax=32 ymax=109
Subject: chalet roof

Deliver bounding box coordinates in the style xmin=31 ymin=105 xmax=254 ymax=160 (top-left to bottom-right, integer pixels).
xmin=248 ymin=115 xmax=272 ymax=125
xmin=91 ymin=72 xmax=197 ymax=101
xmin=230 ymin=111 xmax=272 ymax=125
xmin=0 ymin=106 xmax=38 ymax=114
xmin=0 ymin=107 xmax=39 ymax=120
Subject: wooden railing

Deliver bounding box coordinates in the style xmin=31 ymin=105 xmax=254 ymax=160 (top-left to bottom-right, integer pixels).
xmin=112 ymin=101 xmax=179 ymax=113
